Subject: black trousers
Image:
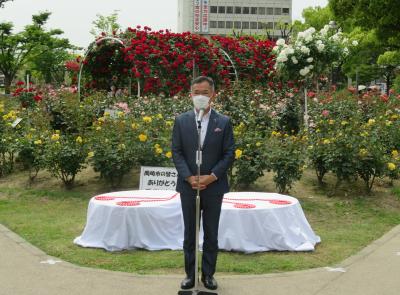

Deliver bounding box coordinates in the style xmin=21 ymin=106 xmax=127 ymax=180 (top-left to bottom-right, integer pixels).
xmin=180 ymin=192 xmax=224 ymax=278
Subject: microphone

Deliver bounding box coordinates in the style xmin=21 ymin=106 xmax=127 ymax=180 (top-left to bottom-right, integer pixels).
xmin=197 ymin=109 xmax=205 ymax=123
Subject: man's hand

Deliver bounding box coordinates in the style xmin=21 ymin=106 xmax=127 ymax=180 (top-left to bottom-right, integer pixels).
xmin=186 ymin=174 xmax=217 ymax=190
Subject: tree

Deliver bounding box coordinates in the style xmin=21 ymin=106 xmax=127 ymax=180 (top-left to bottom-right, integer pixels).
xmin=0 ymin=12 xmax=72 ymax=93
xmin=28 ymin=35 xmax=77 ymax=84
xmin=329 ymin=0 xmax=400 ymax=48
xmin=377 ymin=51 xmax=400 ymax=94
xmin=292 ymin=6 xmax=334 ymax=35
xmin=90 ymin=11 xmax=121 ymax=37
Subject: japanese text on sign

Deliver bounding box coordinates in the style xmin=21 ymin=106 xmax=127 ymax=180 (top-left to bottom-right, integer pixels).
xmin=140 ymin=166 xmax=178 ymax=190
xmin=193 ymin=0 xmax=201 ymax=32
xmin=201 ymin=0 xmax=209 ymax=33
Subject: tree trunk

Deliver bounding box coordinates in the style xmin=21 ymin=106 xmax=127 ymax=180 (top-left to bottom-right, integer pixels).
xmin=4 ymin=74 xmax=13 ymax=95
xmin=386 ymin=75 xmax=391 ymax=96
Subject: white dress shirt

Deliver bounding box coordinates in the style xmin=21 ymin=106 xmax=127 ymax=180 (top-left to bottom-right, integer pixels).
xmin=194 ymin=108 xmax=211 ymax=148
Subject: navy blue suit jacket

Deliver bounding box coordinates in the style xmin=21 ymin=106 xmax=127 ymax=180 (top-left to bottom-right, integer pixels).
xmin=172 ymin=109 xmax=235 ymax=196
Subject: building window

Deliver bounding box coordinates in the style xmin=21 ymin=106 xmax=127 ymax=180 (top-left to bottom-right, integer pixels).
xmin=210 ymin=6 xmax=217 ymax=13
xmin=251 ymin=7 xmax=257 ymax=14
xmin=258 ymin=7 xmax=266 ymax=15
xmin=234 ymin=21 xmax=241 ymax=29
xmin=267 ymin=22 xmax=274 ymax=29
xmin=274 ymin=8 xmax=282 ymax=15
xmin=282 ymin=8 xmax=290 ymax=15
xmin=258 ymin=22 xmax=266 ymax=29
xmin=218 ymin=21 xmax=225 ymax=29
xmin=250 ymin=22 xmax=258 ymax=29
xmin=267 ymin=7 xmax=274 ymax=15
xmin=218 ymin=6 xmax=226 ymax=14
xmin=226 ymin=21 xmax=233 ymax=29
xmin=210 ymin=21 xmax=217 ymax=28
xmin=226 ymin=6 xmax=233 ymax=14
xmin=235 ymin=6 xmax=241 ymax=14
xmin=242 ymin=7 xmax=250 ymax=14
xmin=242 ymin=22 xmax=250 ymax=29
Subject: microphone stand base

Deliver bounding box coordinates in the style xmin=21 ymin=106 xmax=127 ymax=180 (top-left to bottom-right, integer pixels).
xmin=178 ymin=290 xmax=218 ymax=295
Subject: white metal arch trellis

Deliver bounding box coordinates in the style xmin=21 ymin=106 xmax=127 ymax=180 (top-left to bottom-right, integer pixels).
xmin=77 ymin=36 xmax=141 ymax=100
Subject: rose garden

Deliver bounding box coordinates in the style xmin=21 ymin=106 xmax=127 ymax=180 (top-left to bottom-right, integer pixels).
xmin=1 ymin=3 xmax=400 ymax=277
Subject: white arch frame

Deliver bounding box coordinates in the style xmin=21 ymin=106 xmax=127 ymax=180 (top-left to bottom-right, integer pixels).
xmin=77 ymin=36 xmax=141 ymax=100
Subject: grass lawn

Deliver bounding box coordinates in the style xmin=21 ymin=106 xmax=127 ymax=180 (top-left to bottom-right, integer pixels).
xmin=0 ymin=166 xmax=399 ymax=275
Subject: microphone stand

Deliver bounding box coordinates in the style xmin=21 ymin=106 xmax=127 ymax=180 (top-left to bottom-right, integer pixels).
xmin=178 ymin=115 xmax=217 ymax=295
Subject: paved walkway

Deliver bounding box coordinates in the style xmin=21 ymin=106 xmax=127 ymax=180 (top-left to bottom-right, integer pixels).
xmin=0 ymin=223 xmax=399 ymax=295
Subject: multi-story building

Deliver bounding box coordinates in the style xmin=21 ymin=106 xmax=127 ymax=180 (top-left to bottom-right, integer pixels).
xmin=178 ymin=0 xmax=292 ymax=38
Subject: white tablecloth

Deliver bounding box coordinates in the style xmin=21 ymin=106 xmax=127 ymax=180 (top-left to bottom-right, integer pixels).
xmin=74 ymin=190 xmax=321 ymax=253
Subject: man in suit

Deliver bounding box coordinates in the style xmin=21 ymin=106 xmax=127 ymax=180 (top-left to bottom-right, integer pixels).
xmin=172 ymin=76 xmax=235 ymax=290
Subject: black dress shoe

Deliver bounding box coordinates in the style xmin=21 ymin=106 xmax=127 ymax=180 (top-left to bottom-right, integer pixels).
xmin=180 ymin=276 xmax=195 ymax=289
xmin=201 ymin=275 xmax=218 ymax=290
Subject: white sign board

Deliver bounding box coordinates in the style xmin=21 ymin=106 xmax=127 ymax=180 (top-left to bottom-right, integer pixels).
xmin=139 ymin=166 xmax=178 ymax=190
xmin=193 ymin=0 xmax=201 ymax=32
xmin=11 ymin=118 xmax=23 ymax=128
xmin=201 ymin=0 xmax=209 ymax=33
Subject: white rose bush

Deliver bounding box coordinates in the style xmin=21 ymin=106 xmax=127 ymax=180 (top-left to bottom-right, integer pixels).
xmin=273 ymin=24 xmax=358 ymax=84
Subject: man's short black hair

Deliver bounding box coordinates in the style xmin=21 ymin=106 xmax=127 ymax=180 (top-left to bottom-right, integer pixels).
xmin=191 ymin=76 xmax=215 ymax=92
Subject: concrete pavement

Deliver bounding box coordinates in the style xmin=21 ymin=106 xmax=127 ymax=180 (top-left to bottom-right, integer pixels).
xmin=0 ymin=223 xmax=399 ymax=295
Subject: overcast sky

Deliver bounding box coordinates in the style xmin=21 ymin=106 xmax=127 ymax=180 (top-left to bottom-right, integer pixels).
xmin=0 ymin=0 xmax=328 ymax=48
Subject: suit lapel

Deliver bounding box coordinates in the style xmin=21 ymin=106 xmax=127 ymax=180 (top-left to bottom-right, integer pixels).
xmin=202 ymin=109 xmax=218 ymax=149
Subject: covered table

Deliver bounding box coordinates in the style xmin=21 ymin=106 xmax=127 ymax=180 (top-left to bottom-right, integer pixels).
xmin=74 ymin=190 xmax=320 ymax=253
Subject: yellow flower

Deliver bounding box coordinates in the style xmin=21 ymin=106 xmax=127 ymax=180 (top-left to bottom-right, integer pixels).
xmin=235 ymin=149 xmax=243 ymax=159
xmin=367 ymin=119 xmax=375 ymax=125
xmin=2 ymin=114 xmax=8 ymax=120
xmin=155 ymin=147 xmax=163 ymax=154
xmin=386 ymin=121 xmax=392 ymax=126
xmin=96 ymin=126 xmax=102 ymax=131
xmin=154 ymin=143 xmax=160 ymax=148
xmin=256 ymin=142 xmax=262 ymax=147
xmin=323 ymin=139 xmax=331 ymax=145
xmin=34 ymin=139 xmax=42 ymax=145
xmin=138 ymin=134 xmax=147 ymax=142
xmin=76 ymin=136 xmax=83 ymax=144
xmin=387 ymin=162 xmax=396 ymax=171
xmin=117 ymin=111 xmax=124 ymax=118
xmin=143 ymin=116 xmax=152 ymax=123
xmin=165 ymin=151 xmax=172 ymax=158
xmin=156 ymin=114 xmax=163 ymax=119
xmin=392 ymin=150 xmax=398 ymax=158
xmin=98 ymin=117 xmax=105 ymax=124
xmin=104 ymin=112 xmax=110 ymax=118
xmin=51 ymin=134 xmax=60 ymax=141
xmin=118 ymin=143 xmax=126 ymax=150
xmin=390 ymin=114 xmax=398 ymax=120
xmin=88 ymin=151 xmax=94 ymax=158
xmin=131 ymin=123 xmax=139 ymax=130
xmin=328 ymin=119 xmax=335 ymax=125
xmin=359 ymin=148 xmax=368 ymax=157
xmin=166 ymin=120 xmax=173 ymax=127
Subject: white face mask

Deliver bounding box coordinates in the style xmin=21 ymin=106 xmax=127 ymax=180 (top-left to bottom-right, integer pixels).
xmin=192 ymin=95 xmax=210 ymax=110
